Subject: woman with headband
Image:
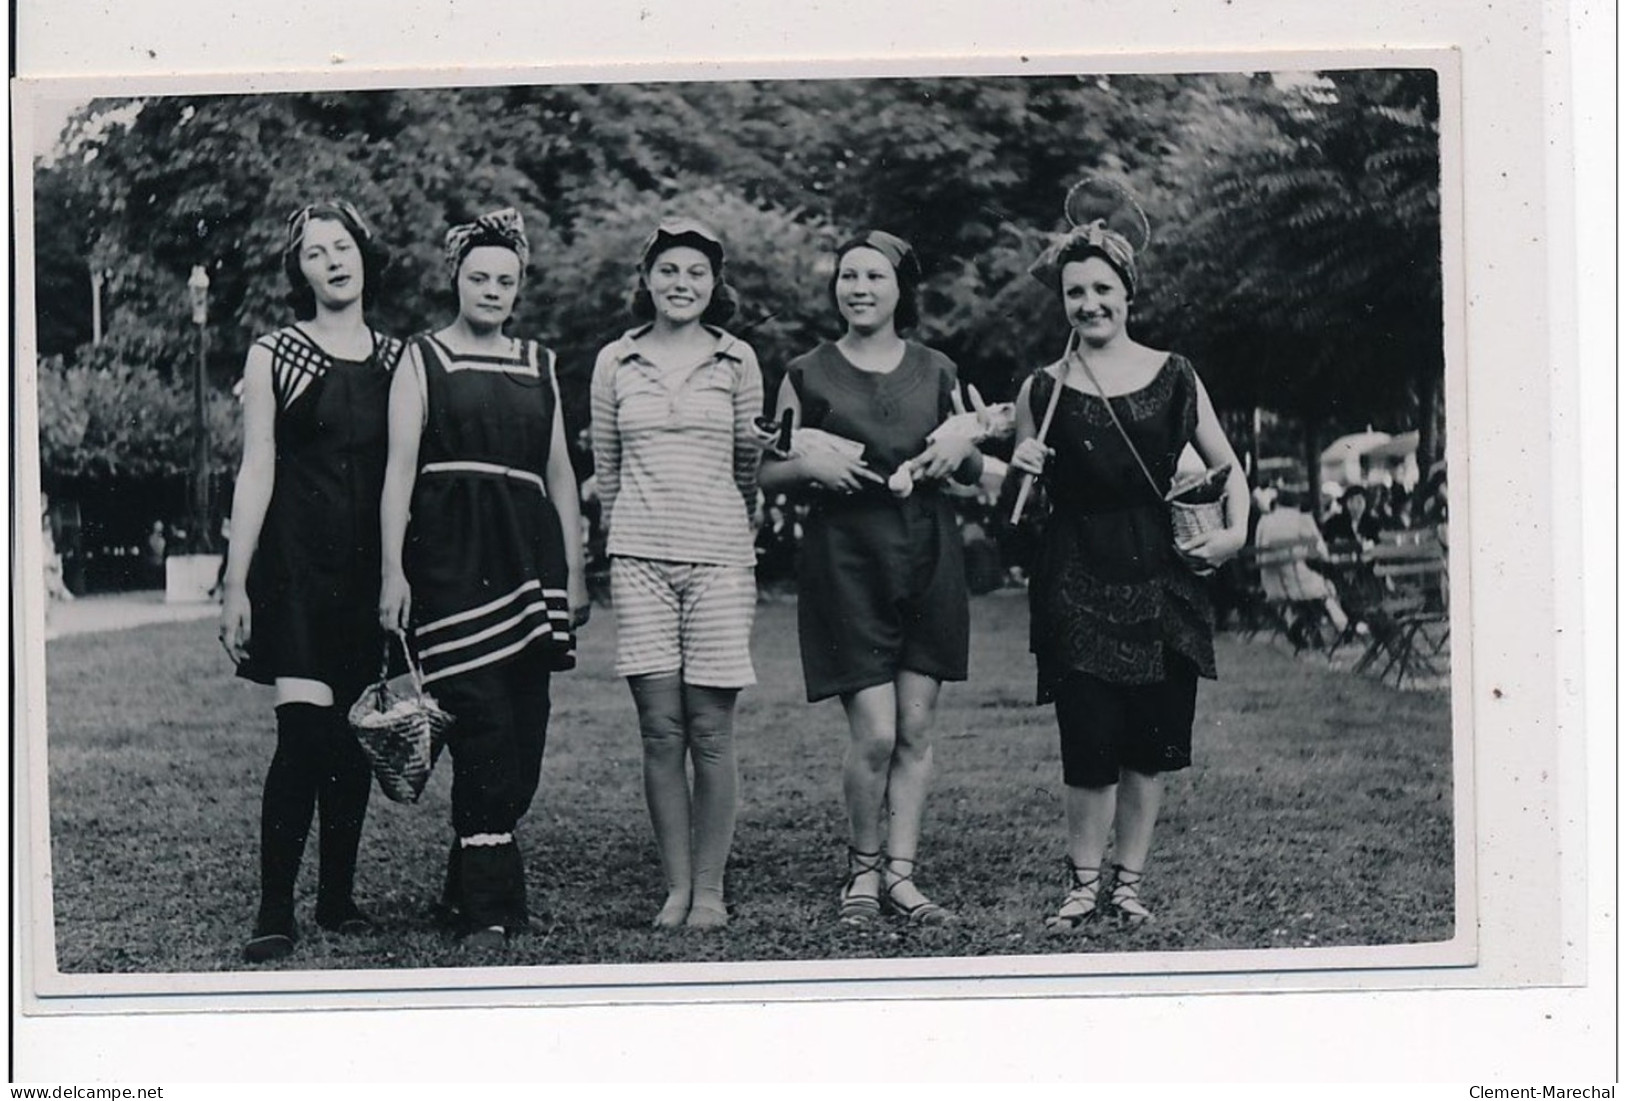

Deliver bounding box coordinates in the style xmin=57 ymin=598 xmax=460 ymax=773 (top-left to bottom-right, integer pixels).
xmin=1008 ymin=184 xmax=1248 ymax=931
xmin=759 ymin=230 xmax=985 ymax=927
xmin=220 ymin=200 xmax=404 ymax=963
xmin=378 ymin=208 xmax=587 ymax=950
xmin=589 ymin=220 xmax=771 ymax=930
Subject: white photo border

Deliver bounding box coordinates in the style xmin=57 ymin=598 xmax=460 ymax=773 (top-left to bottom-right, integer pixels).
xmin=6 ymin=0 xmax=1612 ymax=1082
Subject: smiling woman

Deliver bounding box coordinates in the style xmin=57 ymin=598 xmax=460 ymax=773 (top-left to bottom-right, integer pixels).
xmin=589 ymin=219 xmax=772 ymax=931
xmin=758 ymin=229 xmax=988 ymax=930
xmin=1009 ymin=183 xmax=1251 ymax=933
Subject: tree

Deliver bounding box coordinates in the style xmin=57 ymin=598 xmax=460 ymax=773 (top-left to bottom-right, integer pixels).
xmin=30 ymin=73 xmax=1443 ymax=505
xmin=1138 ymin=69 xmax=1444 ymax=476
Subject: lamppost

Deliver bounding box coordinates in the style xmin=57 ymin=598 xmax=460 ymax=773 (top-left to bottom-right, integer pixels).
xmin=187 ymin=265 xmax=210 ymax=553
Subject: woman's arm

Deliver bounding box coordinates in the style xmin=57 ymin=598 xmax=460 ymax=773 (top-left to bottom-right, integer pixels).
xmin=218 ymin=342 xmax=276 ymax=661
xmin=544 ymin=356 xmax=589 ymax=627
xmin=588 ymin=346 xmax=622 ymax=539
xmin=757 ymin=374 xmax=879 ymax=494
xmin=907 ymin=364 xmax=984 ymax=484
xmin=1177 ymin=370 xmax=1250 ymax=572
xmin=731 ymin=345 xmax=766 ymax=520
xmin=755 ymin=376 xmax=807 ymax=495
xmin=1007 ymin=374 xmax=1050 ymax=475
xmin=378 ymin=344 xmax=425 ymax=631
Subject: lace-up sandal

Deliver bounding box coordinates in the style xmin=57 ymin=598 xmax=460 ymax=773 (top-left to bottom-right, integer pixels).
xmin=1044 ymin=861 xmax=1102 ymax=935
xmin=839 ymin=847 xmax=884 ymax=925
xmin=1109 ymin=863 xmax=1153 ymax=925
xmin=882 ymin=857 xmax=951 ymax=926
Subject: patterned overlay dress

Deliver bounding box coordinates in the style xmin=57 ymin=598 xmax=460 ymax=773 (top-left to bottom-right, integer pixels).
xmin=1026 ymin=354 xmax=1217 ymax=703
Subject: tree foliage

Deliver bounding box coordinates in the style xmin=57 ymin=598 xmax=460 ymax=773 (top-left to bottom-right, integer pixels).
xmin=30 ymin=71 xmax=1444 ymax=485
xmin=37 ymin=343 xmax=240 ymax=482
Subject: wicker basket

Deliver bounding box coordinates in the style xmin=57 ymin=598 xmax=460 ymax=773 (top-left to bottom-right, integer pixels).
xmin=1166 ymin=463 xmax=1231 ymax=546
xmin=1169 ymin=498 xmax=1229 ymax=545
xmin=347 ymin=633 xmax=452 ymax=804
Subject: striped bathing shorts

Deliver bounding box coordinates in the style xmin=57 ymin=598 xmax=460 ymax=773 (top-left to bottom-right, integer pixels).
xmin=609 ymin=557 xmax=757 ymax=688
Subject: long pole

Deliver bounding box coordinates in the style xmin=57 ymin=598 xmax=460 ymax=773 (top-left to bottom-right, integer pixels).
xmin=1009 ymin=364 xmax=1064 ymax=525
xmin=90 ymin=270 xmax=104 ymax=345
xmin=192 ymin=320 xmax=209 ymax=551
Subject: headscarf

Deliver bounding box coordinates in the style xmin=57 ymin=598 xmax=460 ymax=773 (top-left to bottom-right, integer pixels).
xmin=1027 ymin=219 xmax=1139 ymax=299
xmin=833 ymin=229 xmax=922 ymax=283
xmin=444 ymin=207 xmax=530 ymax=280
xmin=639 ymin=218 xmax=726 ymax=275
xmin=284 ymin=199 xmax=377 ymax=258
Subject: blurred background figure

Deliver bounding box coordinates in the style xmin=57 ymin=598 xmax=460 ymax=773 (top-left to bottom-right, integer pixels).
xmin=1253 ymin=487 xmax=1349 ymax=636
xmin=143 ymin=520 xmax=168 ymax=589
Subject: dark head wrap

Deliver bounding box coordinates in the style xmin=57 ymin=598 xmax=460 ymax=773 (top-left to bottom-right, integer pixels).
xmin=829 ymin=229 xmax=923 ymax=330
xmin=629 ymin=219 xmax=738 ymax=325
xmin=639 ymin=218 xmax=726 ymax=275
xmin=1027 ymin=219 xmax=1139 ymax=300
xmin=444 ymin=207 xmax=530 ymax=280
xmin=835 ymin=229 xmax=921 ymax=283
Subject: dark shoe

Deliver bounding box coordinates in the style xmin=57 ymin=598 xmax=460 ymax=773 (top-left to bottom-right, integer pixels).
xmin=243 ymin=914 xmax=298 ymax=963
xmin=460 ymin=925 xmax=508 ymax=951
xmin=458 ymin=840 xmax=529 ymax=933
xmin=315 ymin=903 xmax=377 ymax=935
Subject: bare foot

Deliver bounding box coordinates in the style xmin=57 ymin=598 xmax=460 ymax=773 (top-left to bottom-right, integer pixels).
xmin=652 ymin=890 xmax=690 ymax=929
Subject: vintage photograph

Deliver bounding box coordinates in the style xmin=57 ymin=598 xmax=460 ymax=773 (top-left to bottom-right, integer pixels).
xmin=15 ymin=63 xmax=1465 ymax=993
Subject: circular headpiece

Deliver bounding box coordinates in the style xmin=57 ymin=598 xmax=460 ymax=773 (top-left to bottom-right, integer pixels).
xmin=1063 ymin=175 xmax=1151 ymax=252
xmin=1029 ymin=174 xmax=1151 ymax=297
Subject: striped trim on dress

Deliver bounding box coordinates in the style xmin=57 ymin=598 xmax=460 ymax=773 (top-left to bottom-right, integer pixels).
xmin=416 ymin=577 xmax=574 ymax=684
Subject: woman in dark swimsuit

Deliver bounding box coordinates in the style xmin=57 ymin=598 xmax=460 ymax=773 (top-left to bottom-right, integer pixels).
xmin=220 ymin=200 xmax=403 ymax=963
xmin=1009 ymin=211 xmax=1248 ymax=931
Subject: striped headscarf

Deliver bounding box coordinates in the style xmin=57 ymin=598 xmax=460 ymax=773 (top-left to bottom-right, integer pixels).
xmin=1028 ymin=219 xmax=1139 ymax=300
xmin=444 ymin=207 xmax=530 ymax=280
xmin=284 ymin=199 xmax=376 ymax=257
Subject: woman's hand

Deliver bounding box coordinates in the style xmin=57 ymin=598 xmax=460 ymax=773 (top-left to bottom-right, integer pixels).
xmin=1175 ymin=526 xmax=1247 ymax=577
xmin=911 ymin=433 xmax=978 ymax=482
xmin=378 ymin=569 xmax=412 ymax=633
xmin=801 ymin=449 xmax=884 ymax=494
xmin=1009 ymin=438 xmax=1053 ymax=477
xmin=218 ymin=583 xmax=251 ymax=664
xmin=748 ymin=416 xmax=789 ymax=457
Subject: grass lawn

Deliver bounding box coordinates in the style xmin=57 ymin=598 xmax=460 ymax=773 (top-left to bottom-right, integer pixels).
xmin=42 ymin=594 xmax=1454 ymax=974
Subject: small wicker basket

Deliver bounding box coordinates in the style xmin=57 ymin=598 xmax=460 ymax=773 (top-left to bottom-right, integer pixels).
xmin=347 ymin=632 xmax=452 ymax=804
xmin=1166 ymin=464 xmax=1231 ymax=546
xmin=1169 ymin=498 xmax=1229 ymax=545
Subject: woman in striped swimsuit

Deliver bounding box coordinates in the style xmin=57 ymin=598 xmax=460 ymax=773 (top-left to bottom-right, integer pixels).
xmin=379 ymin=208 xmax=587 ymax=949
xmin=590 ymin=220 xmax=772 ymax=930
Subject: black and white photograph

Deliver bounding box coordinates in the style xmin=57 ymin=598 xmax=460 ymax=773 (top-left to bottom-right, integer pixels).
xmin=10 ymin=0 xmax=1615 ymax=1082
xmin=12 ymin=59 xmax=1481 ymax=1001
